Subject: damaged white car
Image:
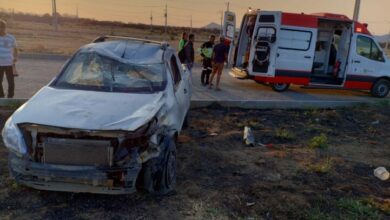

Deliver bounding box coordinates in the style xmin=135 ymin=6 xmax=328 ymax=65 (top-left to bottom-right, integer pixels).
xmin=2 ymin=36 xmax=192 ymax=194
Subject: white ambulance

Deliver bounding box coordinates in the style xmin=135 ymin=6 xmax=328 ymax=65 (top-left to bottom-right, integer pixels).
xmin=230 ymin=10 xmax=390 ymax=98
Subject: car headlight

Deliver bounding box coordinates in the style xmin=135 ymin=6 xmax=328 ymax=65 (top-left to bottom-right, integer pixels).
xmin=2 ymin=118 xmax=27 ymax=155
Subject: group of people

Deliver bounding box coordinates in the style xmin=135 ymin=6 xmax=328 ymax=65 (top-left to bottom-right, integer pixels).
xmin=0 ymin=19 xmax=18 ymax=98
xmin=178 ymin=32 xmax=227 ymax=91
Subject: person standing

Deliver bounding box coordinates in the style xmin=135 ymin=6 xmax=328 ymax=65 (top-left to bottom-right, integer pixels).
xmin=200 ymin=35 xmax=215 ymax=86
xmin=178 ymin=32 xmax=187 ymax=63
xmin=0 ymin=19 xmax=18 ymax=98
xmin=209 ymin=36 xmax=227 ymax=91
xmin=183 ymin=34 xmax=195 ymax=71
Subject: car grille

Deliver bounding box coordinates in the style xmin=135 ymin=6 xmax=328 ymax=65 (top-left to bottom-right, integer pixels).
xmin=42 ymin=138 xmax=114 ymax=166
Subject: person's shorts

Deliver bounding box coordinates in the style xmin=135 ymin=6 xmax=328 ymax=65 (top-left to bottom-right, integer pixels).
xmin=212 ymin=63 xmax=224 ymax=75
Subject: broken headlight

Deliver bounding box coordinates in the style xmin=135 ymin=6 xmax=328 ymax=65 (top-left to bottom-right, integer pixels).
xmin=2 ymin=118 xmax=27 ymax=155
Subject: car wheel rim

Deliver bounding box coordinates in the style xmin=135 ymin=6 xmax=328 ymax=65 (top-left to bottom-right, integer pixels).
xmin=378 ymin=84 xmax=389 ymax=96
xmin=274 ymin=83 xmax=287 ymax=90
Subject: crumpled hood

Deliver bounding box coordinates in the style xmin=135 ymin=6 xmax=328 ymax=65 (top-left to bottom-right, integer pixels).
xmin=11 ymin=86 xmax=165 ymax=131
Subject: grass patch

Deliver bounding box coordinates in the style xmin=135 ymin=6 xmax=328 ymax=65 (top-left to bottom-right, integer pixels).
xmin=306 ymin=198 xmax=382 ymax=220
xmin=309 ymin=157 xmax=333 ymax=174
xmin=275 ymin=128 xmax=295 ymax=140
xmin=337 ymin=198 xmax=381 ymax=219
xmin=309 ymin=134 xmax=328 ymax=149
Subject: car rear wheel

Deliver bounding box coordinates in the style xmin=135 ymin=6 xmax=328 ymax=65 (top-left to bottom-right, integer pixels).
xmin=271 ymin=83 xmax=290 ymax=92
xmin=139 ymin=136 xmax=177 ymax=195
xmin=371 ymin=79 xmax=390 ymax=98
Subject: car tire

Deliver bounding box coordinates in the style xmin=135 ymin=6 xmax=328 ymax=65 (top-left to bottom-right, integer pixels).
xmin=139 ymin=136 xmax=177 ymax=195
xmin=371 ymin=79 xmax=390 ymax=98
xmin=271 ymin=83 xmax=290 ymax=92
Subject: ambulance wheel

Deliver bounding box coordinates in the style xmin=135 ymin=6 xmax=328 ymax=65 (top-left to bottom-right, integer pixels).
xmin=371 ymin=79 xmax=390 ymax=98
xmin=271 ymin=83 xmax=290 ymax=92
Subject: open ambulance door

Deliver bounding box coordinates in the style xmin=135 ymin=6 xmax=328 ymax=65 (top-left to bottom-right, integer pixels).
xmin=248 ymin=12 xmax=282 ymax=78
xmin=223 ymin=11 xmax=236 ymax=66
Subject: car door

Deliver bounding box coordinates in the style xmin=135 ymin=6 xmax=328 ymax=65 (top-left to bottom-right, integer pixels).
xmin=168 ymin=54 xmax=191 ymax=127
xmin=248 ymin=12 xmax=281 ymax=77
xmin=275 ymin=27 xmax=316 ymax=84
xmin=346 ymin=34 xmax=386 ymax=89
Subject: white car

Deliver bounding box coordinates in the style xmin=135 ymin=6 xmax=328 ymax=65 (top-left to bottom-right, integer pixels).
xmin=2 ymin=36 xmax=192 ymax=194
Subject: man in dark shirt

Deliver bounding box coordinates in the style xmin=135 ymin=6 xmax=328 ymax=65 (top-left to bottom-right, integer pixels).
xmin=200 ymin=35 xmax=215 ymax=85
xmin=209 ymin=36 xmax=227 ymax=91
xmin=183 ymin=34 xmax=195 ymax=71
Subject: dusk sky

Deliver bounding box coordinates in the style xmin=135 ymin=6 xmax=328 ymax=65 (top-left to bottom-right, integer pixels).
xmin=1 ymin=0 xmax=390 ymax=35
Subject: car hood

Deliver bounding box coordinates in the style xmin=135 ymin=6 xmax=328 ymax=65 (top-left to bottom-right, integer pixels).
xmin=11 ymin=87 xmax=165 ymax=131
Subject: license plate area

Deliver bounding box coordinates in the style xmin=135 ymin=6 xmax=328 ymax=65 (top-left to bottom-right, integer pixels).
xmin=42 ymin=138 xmax=113 ymax=166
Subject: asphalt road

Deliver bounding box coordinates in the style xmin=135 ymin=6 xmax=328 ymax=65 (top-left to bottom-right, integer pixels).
xmin=7 ymin=55 xmax=389 ymax=102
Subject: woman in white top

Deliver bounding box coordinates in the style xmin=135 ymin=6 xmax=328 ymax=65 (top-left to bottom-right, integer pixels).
xmin=0 ymin=19 xmax=18 ymax=98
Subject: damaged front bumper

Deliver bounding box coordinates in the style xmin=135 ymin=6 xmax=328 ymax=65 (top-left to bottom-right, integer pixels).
xmin=9 ymin=153 xmax=142 ymax=194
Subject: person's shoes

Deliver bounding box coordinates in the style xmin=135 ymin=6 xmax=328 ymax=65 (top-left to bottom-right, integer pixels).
xmin=215 ymin=87 xmax=221 ymax=91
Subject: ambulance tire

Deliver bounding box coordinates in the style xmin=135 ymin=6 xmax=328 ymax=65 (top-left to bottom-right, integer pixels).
xmin=270 ymin=83 xmax=290 ymax=92
xmin=371 ymin=79 xmax=390 ymax=98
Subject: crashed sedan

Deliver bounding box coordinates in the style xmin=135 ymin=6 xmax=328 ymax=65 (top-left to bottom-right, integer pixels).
xmin=2 ymin=36 xmax=192 ymax=194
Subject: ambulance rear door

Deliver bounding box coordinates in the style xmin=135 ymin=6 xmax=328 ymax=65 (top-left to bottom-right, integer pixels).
xmin=248 ymin=11 xmax=281 ymax=77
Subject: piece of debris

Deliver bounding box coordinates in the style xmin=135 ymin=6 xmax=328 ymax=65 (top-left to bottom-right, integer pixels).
xmin=258 ymin=142 xmax=273 ymax=148
xmin=209 ymin=132 xmax=218 ymax=136
xmin=374 ymin=167 xmax=389 ymax=181
xmin=246 ymin=202 xmax=256 ymax=207
xmin=371 ymin=120 xmax=380 ymax=125
xmin=243 ymin=126 xmax=255 ymax=146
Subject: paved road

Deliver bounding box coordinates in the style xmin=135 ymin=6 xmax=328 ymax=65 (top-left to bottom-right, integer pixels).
xmin=8 ymin=55 xmax=389 ymax=103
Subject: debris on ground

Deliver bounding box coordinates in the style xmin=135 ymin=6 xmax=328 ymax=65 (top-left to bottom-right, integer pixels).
xmin=243 ymin=126 xmax=255 ymax=146
xmin=374 ymin=167 xmax=389 ymax=181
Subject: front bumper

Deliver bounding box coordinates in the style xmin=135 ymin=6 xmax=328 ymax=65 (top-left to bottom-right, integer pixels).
xmin=8 ymin=153 xmax=142 ymax=194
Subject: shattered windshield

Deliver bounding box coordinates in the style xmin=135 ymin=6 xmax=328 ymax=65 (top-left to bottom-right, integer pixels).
xmin=53 ymin=52 xmax=166 ymax=93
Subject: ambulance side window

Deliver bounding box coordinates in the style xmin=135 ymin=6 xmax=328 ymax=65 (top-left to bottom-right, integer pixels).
xmin=278 ymin=29 xmax=312 ymax=51
xmin=356 ymin=36 xmax=385 ymax=62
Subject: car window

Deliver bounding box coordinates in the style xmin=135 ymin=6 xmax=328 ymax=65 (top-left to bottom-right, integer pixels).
xmin=356 ymin=36 xmax=384 ymax=62
xmin=53 ymin=52 xmax=167 ymax=93
xmin=169 ymin=55 xmax=181 ymax=85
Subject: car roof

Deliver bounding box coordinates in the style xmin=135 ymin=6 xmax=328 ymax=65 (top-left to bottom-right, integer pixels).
xmin=80 ymin=37 xmax=174 ymax=64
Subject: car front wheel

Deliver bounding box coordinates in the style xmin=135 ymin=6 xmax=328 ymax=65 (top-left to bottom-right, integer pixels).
xmin=371 ymin=79 xmax=390 ymax=98
xmin=139 ymin=136 xmax=177 ymax=195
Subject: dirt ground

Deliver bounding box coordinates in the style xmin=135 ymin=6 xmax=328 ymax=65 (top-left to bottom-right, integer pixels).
xmin=0 ymin=104 xmax=389 ymax=220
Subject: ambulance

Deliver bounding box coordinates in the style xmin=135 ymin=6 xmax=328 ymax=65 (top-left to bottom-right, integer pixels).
xmin=230 ymin=10 xmax=390 ymax=98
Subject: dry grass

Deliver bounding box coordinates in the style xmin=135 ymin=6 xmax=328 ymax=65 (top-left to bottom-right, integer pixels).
xmin=7 ymin=20 xmax=214 ymax=55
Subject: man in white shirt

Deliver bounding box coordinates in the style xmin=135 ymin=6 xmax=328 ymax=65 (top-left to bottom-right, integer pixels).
xmin=0 ymin=19 xmax=18 ymax=98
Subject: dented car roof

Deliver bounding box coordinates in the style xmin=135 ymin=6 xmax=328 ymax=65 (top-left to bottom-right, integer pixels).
xmin=80 ymin=39 xmax=170 ymax=65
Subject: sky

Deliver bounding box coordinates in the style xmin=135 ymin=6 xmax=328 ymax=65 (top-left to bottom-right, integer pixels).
xmin=1 ymin=0 xmax=390 ymax=35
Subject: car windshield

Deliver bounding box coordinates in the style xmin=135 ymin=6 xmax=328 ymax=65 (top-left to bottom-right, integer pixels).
xmin=53 ymin=52 xmax=167 ymax=93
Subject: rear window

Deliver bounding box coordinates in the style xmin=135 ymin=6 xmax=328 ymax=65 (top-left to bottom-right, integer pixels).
xmin=279 ymin=29 xmax=312 ymax=51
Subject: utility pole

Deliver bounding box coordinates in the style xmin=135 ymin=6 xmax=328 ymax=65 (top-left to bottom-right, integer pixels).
xmin=52 ymin=0 xmax=58 ymax=31
xmin=164 ymin=4 xmax=168 ymax=35
xmin=150 ymin=11 xmax=153 ymax=32
xmin=385 ymin=21 xmax=390 ymax=51
xmin=76 ymin=5 xmax=79 ymax=19
xmin=220 ymin=10 xmax=223 ymax=35
xmin=353 ymin=0 xmax=361 ymax=21
xmin=190 ymin=15 xmax=192 ymax=33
